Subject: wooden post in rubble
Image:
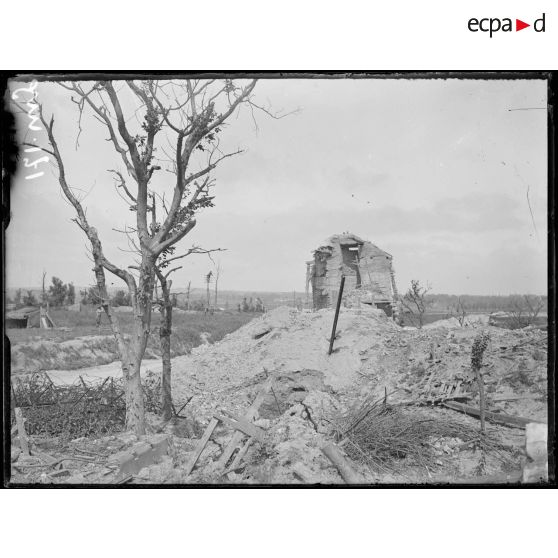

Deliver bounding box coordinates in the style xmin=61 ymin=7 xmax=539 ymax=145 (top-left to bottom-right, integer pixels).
xmin=14 ymin=408 xmax=30 ymax=456
xmin=321 ymin=443 xmax=364 ymax=484
xmin=328 ymin=275 xmax=345 ymax=355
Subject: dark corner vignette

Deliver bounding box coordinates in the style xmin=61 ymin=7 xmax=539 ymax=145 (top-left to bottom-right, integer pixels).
xmin=2 ymin=72 xmax=20 ymax=488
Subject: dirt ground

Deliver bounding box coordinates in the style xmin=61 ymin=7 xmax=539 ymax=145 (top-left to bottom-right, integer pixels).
xmin=9 ymin=306 xmax=548 ymax=485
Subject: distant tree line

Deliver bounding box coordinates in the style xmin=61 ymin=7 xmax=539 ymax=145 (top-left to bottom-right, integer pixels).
xmin=9 ymin=277 xmax=76 ymax=308
xmin=78 ymin=287 xmax=180 ymax=308
xmin=424 ymin=293 xmax=548 ymax=314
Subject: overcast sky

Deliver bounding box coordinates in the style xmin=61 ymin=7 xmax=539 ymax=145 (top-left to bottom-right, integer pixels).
xmin=7 ymin=77 xmax=547 ymax=295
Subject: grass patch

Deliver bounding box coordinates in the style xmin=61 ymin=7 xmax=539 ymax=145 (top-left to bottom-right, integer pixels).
xmin=9 ymin=308 xmax=256 ymax=372
xmin=334 ymin=395 xmax=511 ymax=476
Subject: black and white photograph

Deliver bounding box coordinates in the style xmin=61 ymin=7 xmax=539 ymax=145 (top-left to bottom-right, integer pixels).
xmin=3 ymin=73 xmax=552 ymax=486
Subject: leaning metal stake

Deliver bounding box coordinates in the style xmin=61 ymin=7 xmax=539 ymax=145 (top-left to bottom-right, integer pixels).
xmin=328 ymin=275 xmax=345 ymax=355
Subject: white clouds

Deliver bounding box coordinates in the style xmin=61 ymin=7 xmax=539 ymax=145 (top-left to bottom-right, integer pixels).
xmin=6 ymin=77 xmax=548 ymax=294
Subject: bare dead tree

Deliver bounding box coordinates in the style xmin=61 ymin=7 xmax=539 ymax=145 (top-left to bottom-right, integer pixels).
xmin=213 ymin=261 xmax=221 ymax=311
xmin=508 ymin=294 xmax=545 ymax=329
xmin=205 ymin=271 xmax=213 ymax=312
xmin=186 ymin=281 xmax=191 ymax=311
xmin=522 ymin=294 xmax=544 ymax=324
xmin=401 ymin=280 xmax=431 ymax=328
xmin=41 ymin=270 xmax=47 ymax=308
xmin=508 ymin=296 xmax=525 ymax=329
xmin=14 ymin=78 xmax=263 ymax=434
xmin=454 ymin=296 xmax=468 ymax=327
xmin=154 ymin=246 xmax=224 ymax=421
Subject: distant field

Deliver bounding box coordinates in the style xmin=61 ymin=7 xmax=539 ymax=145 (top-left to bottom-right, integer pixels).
xmin=399 ymin=312 xmax=452 ymax=327
xmin=400 ymin=311 xmax=548 ymax=328
xmin=7 ymin=308 xmax=257 ymax=371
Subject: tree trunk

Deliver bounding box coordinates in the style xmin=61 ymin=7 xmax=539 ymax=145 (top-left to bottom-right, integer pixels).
xmin=156 ymin=271 xmax=173 ymax=422
xmin=127 ymin=356 xmax=146 ymax=434
xmin=160 ymin=295 xmax=173 ymax=422
xmin=88 ymin=230 xmax=145 ymax=433
xmin=214 ymin=264 xmax=220 ymax=311
xmin=121 ymin=256 xmax=155 ymax=436
xmin=214 ymin=274 xmax=218 ymax=310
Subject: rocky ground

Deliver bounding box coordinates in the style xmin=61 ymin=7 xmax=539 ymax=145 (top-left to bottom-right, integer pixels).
xmin=10 ymin=306 xmax=548 ymax=485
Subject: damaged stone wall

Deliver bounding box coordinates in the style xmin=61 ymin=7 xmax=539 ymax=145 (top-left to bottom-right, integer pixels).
xmin=308 ymin=233 xmax=397 ymax=313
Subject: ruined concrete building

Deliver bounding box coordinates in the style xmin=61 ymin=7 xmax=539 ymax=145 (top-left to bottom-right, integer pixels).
xmin=306 ymin=232 xmax=398 ymax=316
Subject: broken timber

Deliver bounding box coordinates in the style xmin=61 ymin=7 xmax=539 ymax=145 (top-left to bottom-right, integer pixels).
xmin=222 ymin=438 xmax=254 ymax=476
xmin=442 ymin=401 xmax=546 ymax=428
xmin=321 ymin=443 xmax=365 ymax=484
xmin=215 ymin=376 xmax=274 ymax=470
xmin=213 ymin=411 xmax=266 ymax=443
xmin=184 ymin=376 xmax=274 ymax=478
xmin=183 ymin=417 xmax=220 ymax=477
xmin=14 ymin=408 xmax=30 ymax=456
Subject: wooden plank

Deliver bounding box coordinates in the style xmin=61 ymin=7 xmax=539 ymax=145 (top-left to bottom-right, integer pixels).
xmin=442 ymin=401 xmax=546 ymax=428
xmin=32 ymin=451 xmax=59 ymax=466
xmin=321 ymin=443 xmax=365 ymax=484
xmin=216 ymin=376 xmax=274 ymax=469
xmin=14 ymin=408 xmax=30 ymax=456
xmin=223 ymin=437 xmax=254 ymax=475
xmin=292 ymin=462 xmax=317 ymax=483
xmin=214 ymin=412 xmax=266 ymax=443
xmin=184 ymin=417 xmax=219 ymax=477
xmin=492 ymin=394 xmax=543 ymax=402
xmin=114 ymin=475 xmax=135 ymax=484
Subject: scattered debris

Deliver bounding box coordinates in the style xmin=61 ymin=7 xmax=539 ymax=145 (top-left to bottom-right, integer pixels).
xmin=10 ymin=306 xmax=548 ymax=484
xmin=184 ymin=377 xmax=274 ymax=479
xmin=11 ymin=371 xmax=187 ymax=439
xmin=114 ymin=434 xmax=170 ymax=482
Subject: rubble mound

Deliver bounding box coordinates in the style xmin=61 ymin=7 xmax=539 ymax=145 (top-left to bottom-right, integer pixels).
xmin=161 ymin=307 xmax=547 ymax=484
xmin=172 ymin=306 xmax=399 ymax=402
xmin=12 ymin=307 xmax=547 ymax=485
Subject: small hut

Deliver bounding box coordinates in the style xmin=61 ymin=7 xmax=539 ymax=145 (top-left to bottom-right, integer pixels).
xmin=306 ymin=232 xmax=398 ymax=316
xmin=6 ymin=306 xmax=41 ymax=328
xmin=5 ymin=306 xmax=56 ymax=329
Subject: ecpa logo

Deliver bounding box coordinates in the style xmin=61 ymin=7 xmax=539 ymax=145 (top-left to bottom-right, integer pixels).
xmin=468 ymin=13 xmax=546 ymax=37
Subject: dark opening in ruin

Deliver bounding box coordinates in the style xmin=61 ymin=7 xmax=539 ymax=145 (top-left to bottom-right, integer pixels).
xmin=341 ymin=244 xmax=362 ymax=287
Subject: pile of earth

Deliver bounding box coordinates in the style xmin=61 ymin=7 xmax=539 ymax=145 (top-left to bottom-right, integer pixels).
xmin=153 ymin=306 xmax=547 ymax=484
xmin=169 ymin=306 xmax=400 ymax=419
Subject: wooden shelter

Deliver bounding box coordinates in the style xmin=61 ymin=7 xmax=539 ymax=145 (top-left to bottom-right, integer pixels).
xmin=5 ymin=306 xmax=55 ymax=328
xmin=306 ymin=232 xmax=398 ymax=315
